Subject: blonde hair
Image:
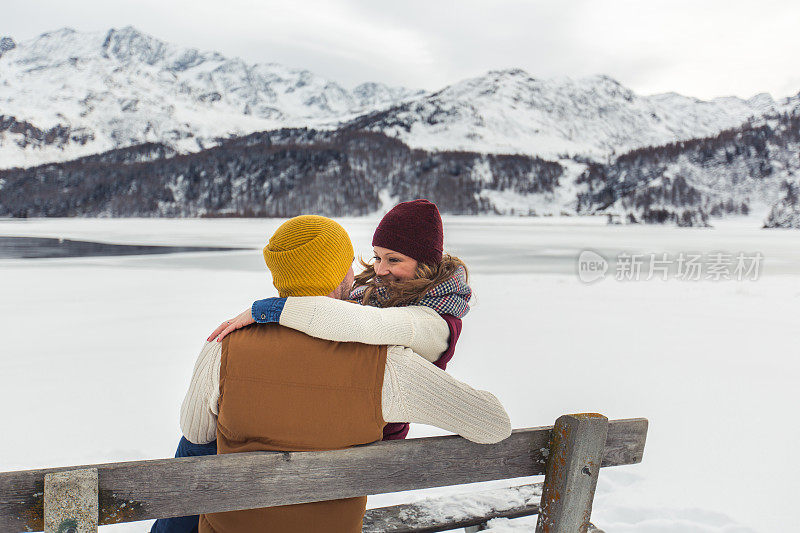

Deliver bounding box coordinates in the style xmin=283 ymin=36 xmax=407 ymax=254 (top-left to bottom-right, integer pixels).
xmin=352 ymin=254 xmax=468 ymax=308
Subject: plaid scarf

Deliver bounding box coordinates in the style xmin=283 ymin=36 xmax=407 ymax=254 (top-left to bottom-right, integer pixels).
xmin=348 ymin=266 xmax=471 ymax=318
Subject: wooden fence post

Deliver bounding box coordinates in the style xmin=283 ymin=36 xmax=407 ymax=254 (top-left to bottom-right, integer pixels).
xmin=535 ymin=413 xmax=609 ymax=533
xmin=44 ymin=468 xmax=99 ymax=533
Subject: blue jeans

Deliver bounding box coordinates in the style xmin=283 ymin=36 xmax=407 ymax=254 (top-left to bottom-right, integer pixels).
xmin=150 ymin=437 xmax=218 ymax=533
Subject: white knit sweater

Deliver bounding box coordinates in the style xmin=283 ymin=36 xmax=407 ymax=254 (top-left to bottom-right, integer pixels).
xmin=278 ymin=297 xmax=450 ymax=362
xmin=180 ymin=301 xmax=511 ymax=445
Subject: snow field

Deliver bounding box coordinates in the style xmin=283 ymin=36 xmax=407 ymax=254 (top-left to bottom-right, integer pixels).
xmin=0 ymin=216 xmax=797 ymax=532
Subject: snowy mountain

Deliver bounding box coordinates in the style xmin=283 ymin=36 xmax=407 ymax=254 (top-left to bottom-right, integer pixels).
xmin=2 ymin=26 xmax=799 ymax=227
xmin=2 ymin=26 xmax=797 ymax=171
xmin=346 ymin=69 xmax=786 ymax=159
xmin=2 ymin=114 xmax=796 ymax=227
xmin=3 ymin=113 xmax=798 ymax=227
xmin=0 ymin=27 xmax=423 ymax=168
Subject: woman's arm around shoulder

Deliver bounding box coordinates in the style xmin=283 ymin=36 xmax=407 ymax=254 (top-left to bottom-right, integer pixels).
xmin=278 ymin=297 xmax=450 ymax=362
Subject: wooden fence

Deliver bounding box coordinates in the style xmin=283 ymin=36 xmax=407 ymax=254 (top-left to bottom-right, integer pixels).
xmin=0 ymin=414 xmax=648 ymax=532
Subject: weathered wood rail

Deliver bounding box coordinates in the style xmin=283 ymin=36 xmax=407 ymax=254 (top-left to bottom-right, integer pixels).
xmin=0 ymin=415 xmax=647 ymax=532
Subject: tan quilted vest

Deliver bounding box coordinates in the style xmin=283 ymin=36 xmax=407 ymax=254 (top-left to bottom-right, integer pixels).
xmin=199 ymin=324 xmax=386 ymax=533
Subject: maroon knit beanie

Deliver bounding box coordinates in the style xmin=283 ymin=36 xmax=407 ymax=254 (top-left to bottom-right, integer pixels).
xmin=372 ymin=199 xmax=443 ymax=265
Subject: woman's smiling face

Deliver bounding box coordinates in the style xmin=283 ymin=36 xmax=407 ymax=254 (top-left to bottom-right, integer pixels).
xmin=373 ymin=246 xmax=418 ymax=282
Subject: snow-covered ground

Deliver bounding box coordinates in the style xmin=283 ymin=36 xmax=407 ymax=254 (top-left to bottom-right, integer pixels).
xmin=0 ymin=216 xmax=798 ymax=532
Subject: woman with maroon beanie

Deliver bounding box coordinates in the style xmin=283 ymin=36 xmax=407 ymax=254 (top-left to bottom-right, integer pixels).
xmin=209 ymin=199 xmax=472 ymax=441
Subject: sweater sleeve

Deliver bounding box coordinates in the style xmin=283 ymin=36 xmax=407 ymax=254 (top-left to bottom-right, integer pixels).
xmin=279 ymin=297 xmax=449 ymax=363
xmin=179 ymin=341 xmax=222 ymax=444
xmin=381 ymin=346 xmax=512 ymax=444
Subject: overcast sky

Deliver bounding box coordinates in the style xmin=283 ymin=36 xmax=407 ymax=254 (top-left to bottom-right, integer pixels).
xmin=3 ymin=0 xmax=799 ymax=100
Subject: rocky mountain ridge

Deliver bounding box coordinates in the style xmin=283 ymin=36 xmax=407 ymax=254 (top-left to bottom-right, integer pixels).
xmin=3 ymin=26 xmax=798 ymax=170
xmin=345 ymin=69 xmax=788 ymax=160
xmin=0 ymin=26 xmax=422 ymax=168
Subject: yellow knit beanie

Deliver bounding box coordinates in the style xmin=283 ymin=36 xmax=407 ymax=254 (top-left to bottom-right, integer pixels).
xmin=263 ymin=215 xmax=354 ymax=297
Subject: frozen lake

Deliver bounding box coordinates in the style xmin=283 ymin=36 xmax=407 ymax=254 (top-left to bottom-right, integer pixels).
xmin=0 ymin=216 xmax=798 ymax=532
xmin=0 ymin=236 xmax=243 ymax=259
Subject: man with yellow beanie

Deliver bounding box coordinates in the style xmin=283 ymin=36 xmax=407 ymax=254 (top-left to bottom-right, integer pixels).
xmin=262 ymin=214 xmax=356 ymax=298
xmin=166 ymin=215 xmax=510 ymax=533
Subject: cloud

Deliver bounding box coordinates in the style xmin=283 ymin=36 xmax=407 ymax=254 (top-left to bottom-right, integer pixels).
xmin=561 ymin=0 xmax=800 ymax=98
xmin=2 ymin=0 xmax=799 ymax=98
